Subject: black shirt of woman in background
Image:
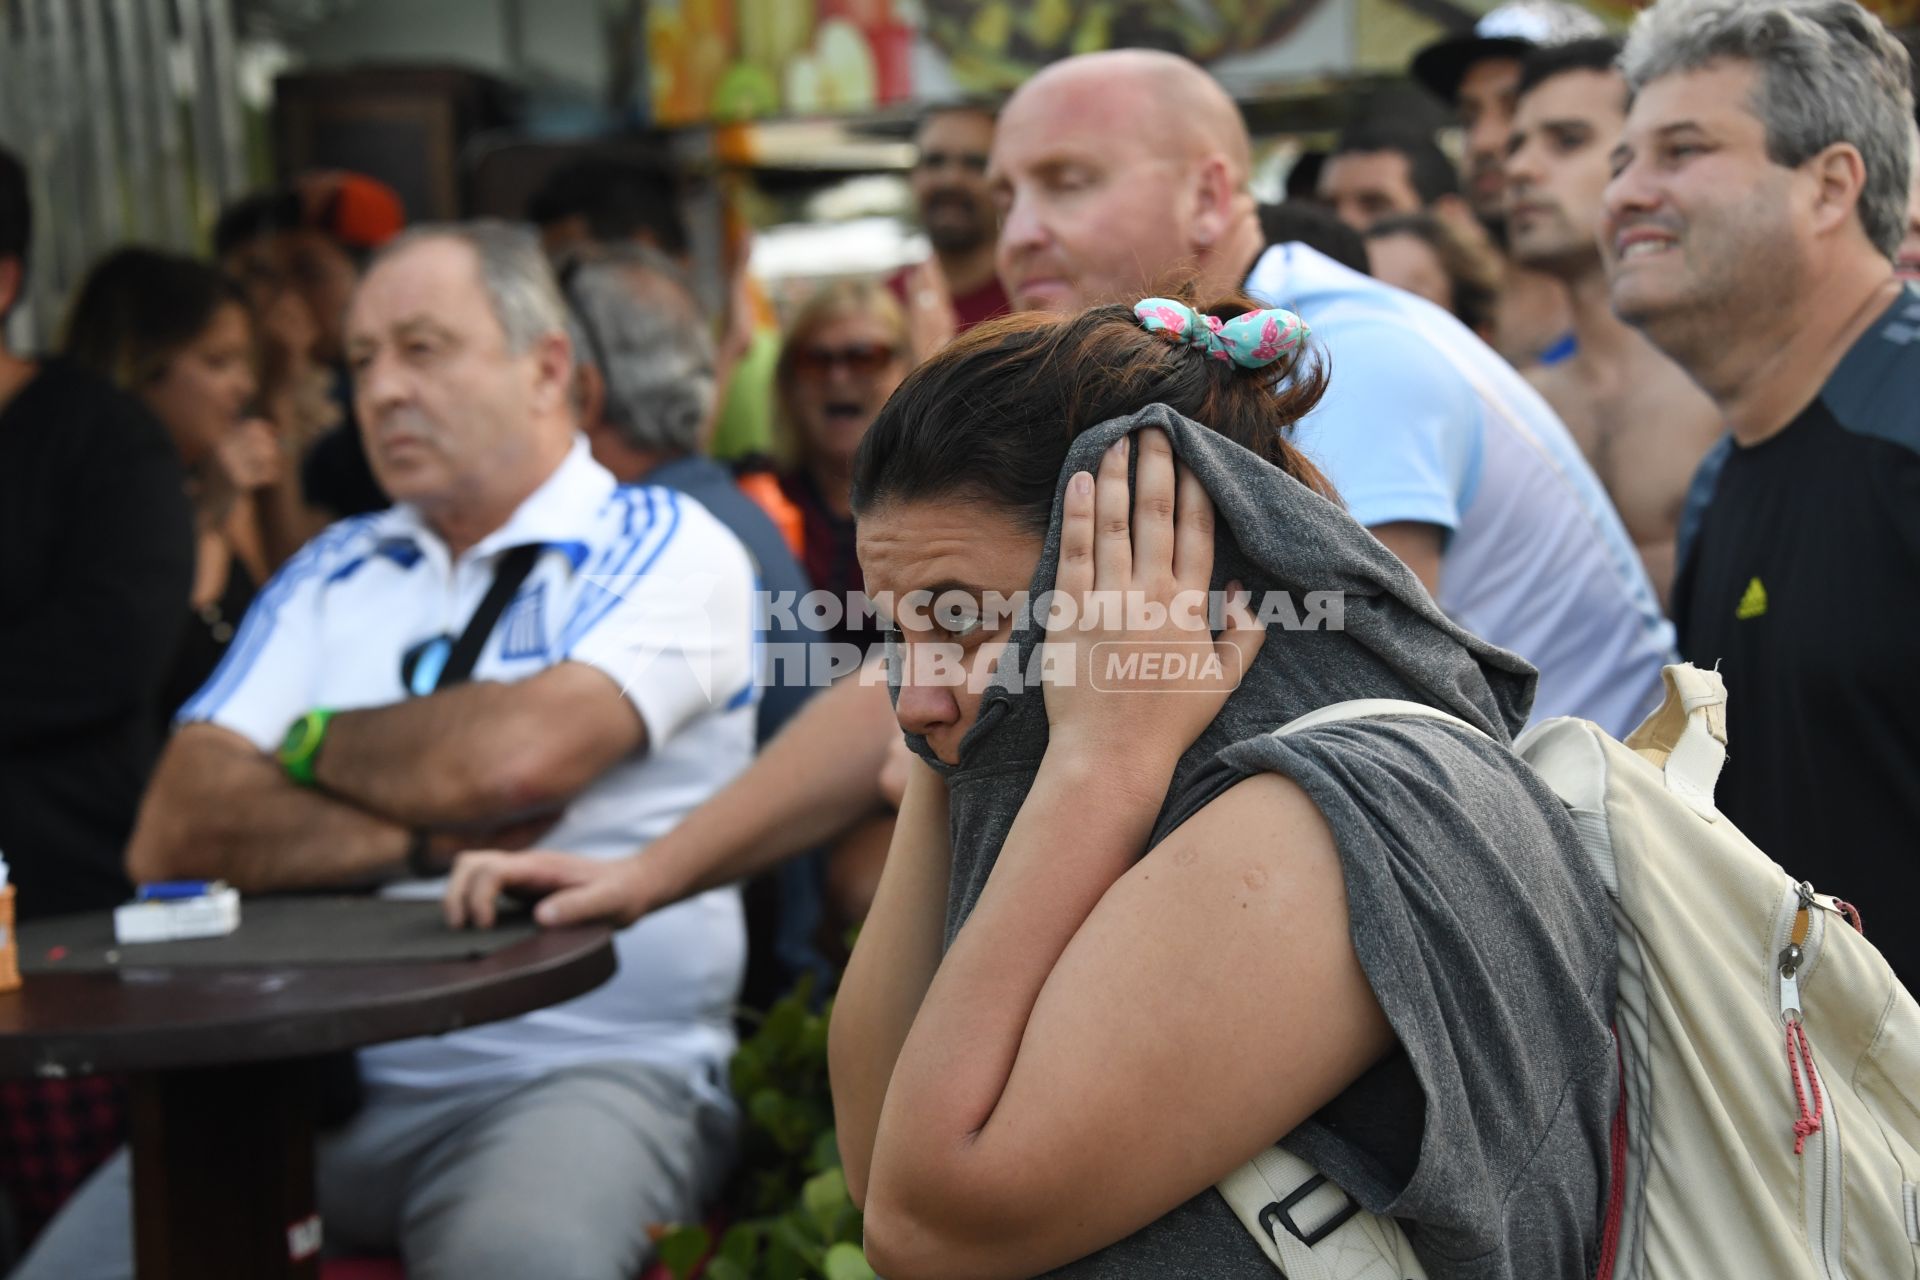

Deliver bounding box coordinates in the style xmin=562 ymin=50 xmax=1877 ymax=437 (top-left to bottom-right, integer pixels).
xmin=0 ymin=361 xmax=194 ymax=919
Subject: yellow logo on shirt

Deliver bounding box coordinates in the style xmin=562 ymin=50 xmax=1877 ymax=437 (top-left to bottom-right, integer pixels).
xmin=1736 ymin=577 xmax=1768 ymax=620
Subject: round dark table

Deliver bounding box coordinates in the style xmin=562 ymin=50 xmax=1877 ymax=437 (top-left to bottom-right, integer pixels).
xmin=0 ymin=921 xmax=615 ymax=1279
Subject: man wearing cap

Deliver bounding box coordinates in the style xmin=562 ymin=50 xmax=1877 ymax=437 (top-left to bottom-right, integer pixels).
xmin=1410 ymin=0 xmax=1608 ymax=365
xmin=1505 ymin=36 xmax=1723 ymax=606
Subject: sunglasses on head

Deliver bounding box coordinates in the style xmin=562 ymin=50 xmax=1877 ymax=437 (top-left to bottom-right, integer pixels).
xmin=793 ymin=343 xmax=898 ymax=378
xmin=556 ymin=256 xmax=615 ymax=385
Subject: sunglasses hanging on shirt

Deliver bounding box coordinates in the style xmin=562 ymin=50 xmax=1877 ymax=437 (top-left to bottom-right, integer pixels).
xmin=399 ymin=543 xmax=544 ymax=697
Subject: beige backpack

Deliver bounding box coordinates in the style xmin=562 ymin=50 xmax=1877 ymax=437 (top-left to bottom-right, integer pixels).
xmin=1218 ymin=664 xmax=1920 ymax=1279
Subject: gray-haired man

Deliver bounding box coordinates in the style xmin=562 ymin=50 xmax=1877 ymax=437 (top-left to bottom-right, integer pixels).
xmin=561 ymin=244 xmax=833 ymax=1003
xmin=17 ymin=223 xmax=760 ymax=1279
xmin=1605 ymin=0 xmax=1920 ymax=991
xmin=561 ymin=245 xmax=823 ymax=745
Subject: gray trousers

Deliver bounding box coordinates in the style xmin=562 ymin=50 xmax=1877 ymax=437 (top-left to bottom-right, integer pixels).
xmin=12 ymin=1058 xmax=736 ymax=1280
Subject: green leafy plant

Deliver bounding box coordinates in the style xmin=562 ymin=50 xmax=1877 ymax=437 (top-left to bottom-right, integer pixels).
xmin=657 ymin=974 xmax=875 ymax=1280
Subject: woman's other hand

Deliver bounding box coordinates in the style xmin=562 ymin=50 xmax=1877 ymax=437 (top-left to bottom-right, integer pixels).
xmin=444 ymin=849 xmax=657 ymax=930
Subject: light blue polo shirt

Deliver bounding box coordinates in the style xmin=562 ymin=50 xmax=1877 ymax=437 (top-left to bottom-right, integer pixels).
xmin=1247 ymin=243 xmax=1674 ymax=736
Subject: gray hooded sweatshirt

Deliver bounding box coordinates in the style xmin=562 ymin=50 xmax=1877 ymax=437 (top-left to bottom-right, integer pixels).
xmin=892 ymin=404 xmax=1617 ymax=1279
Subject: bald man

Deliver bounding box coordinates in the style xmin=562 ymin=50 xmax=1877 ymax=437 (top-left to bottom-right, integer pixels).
xmin=991 ymin=49 xmax=1673 ymax=735
xmin=993 ymin=49 xmax=1264 ymax=311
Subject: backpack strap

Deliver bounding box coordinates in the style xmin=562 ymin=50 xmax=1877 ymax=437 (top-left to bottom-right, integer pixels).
xmin=1218 ymin=1144 xmax=1430 ymax=1280
xmin=1620 ymin=664 xmax=1728 ymax=820
xmin=1279 ymin=674 xmax=1729 ymax=822
xmin=1274 ymin=698 xmax=1490 ymax=741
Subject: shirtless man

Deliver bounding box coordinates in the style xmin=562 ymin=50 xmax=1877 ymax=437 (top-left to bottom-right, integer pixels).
xmin=1410 ymin=0 xmax=1607 ymax=365
xmin=1506 ymin=37 xmax=1723 ymax=605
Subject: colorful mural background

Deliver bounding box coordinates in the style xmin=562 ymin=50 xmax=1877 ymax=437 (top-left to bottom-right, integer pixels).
xmin=649 ymin=0 xmax=1370 ymax=126
xmin=648 ymin=0 xmax=1919 ymax=127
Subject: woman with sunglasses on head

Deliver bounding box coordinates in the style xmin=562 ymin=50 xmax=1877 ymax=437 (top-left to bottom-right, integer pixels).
xmin=773 ymin=280 xmax=911 ymax=654
xmin=828 ymin=296 xmax=1618 ymax=1279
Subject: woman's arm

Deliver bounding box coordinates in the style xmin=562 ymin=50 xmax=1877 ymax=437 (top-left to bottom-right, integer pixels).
xmin=860 ymin=769 xmax=1394 ymax=1279
xmin=828 ymin=752 xmax=952 ymax=1205
xmin=444 ymin=668 xmax=899 ymax=928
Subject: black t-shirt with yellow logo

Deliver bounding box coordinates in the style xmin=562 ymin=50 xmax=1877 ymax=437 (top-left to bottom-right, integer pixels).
xmin=1674 ymin=287 xmax=1920 ymax=991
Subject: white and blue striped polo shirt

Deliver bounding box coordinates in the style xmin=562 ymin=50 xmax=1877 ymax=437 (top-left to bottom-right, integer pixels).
xmin=180 ymin=436 xmax=759 ymax=1092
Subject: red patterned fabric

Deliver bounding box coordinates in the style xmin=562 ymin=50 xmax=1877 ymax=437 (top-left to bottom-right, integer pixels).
xmin=0 ymin=1075 xmax=127 ymax=1241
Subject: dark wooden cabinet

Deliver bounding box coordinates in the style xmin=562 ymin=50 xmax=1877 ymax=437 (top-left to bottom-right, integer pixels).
xmin=273 ymin=66 xmax=518 ymax=220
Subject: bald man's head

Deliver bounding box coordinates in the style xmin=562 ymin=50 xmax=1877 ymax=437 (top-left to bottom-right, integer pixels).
xmin=991 ymin=50 xmax=1263 ymax=313
xmin=1027 ymin=51 xmax=1254 ymax=181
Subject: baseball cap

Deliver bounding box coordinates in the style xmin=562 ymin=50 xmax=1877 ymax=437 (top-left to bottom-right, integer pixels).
xmin=1410 ymin=0 xmax=1609 ymax=105
xmin=297 ymin=171 xmax=406 ymax=251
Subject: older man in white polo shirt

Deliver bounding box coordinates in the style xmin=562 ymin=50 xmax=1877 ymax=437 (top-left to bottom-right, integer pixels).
xmin=17 ymin=223 xmax=758 ymax=1280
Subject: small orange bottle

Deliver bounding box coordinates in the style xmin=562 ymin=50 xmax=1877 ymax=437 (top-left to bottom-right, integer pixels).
xmin=0 ymin=852 xmax=19 ymax=993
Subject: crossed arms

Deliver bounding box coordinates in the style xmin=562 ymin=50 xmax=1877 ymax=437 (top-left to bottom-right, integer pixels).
xmin=126 ymin=662 xmax=644 ymax=892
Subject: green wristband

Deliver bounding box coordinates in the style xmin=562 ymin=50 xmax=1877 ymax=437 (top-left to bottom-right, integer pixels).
xmin=277 ymin=709 xmax=336 ymax=788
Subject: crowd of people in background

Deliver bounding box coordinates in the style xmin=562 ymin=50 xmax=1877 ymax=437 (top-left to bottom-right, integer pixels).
xmin=1 ymin=0 xmax=1918 ymax=1275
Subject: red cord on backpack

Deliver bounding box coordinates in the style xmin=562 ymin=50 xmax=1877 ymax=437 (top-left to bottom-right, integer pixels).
xmin=1785 ymin=1018 xmax=1824 ymax=1155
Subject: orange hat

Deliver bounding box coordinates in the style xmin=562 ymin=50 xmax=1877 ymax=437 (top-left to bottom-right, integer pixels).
xmin=299 ymin=171 xmax=405 ymax=250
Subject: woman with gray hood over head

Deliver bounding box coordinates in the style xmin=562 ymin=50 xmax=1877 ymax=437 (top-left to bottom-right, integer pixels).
xmin=830 ymin=294 xmax=1618 ymax=1279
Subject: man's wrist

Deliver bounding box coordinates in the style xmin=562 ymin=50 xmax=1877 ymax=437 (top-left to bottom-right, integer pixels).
xmin=277 ymin=709 xmax=336 ymax=788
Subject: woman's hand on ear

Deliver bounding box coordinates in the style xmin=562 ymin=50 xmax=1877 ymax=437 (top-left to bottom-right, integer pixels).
xmin=1043 ymin=428 xmax=1263 ymax=775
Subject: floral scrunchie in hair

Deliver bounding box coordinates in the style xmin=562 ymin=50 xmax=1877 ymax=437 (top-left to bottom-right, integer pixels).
xmin=1134 ymin=297 xmax=1309 ymax=368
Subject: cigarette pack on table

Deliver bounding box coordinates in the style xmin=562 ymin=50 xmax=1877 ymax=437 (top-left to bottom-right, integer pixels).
xmin=114 ymin=882 xmax=241 ymax=944
xmin=0 ymin=852 xmax=17 ymax=992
